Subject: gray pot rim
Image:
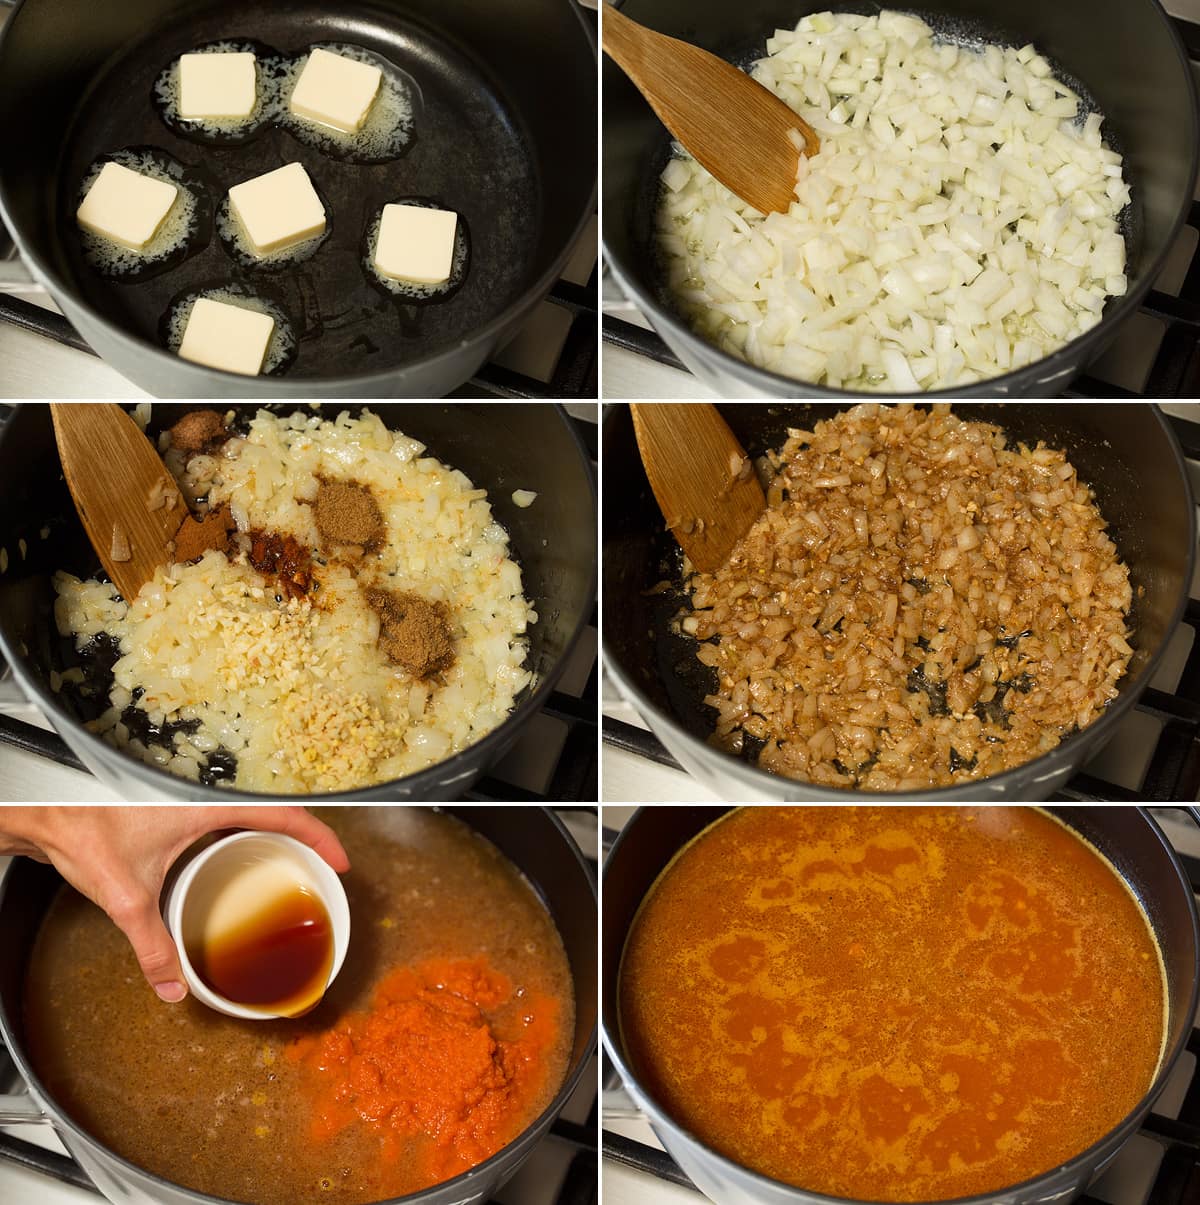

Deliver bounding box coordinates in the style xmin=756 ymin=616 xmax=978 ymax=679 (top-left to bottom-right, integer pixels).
xmin=0 ymin=805 xmax=599 ymax=1205
xmin=600 ymin=0 xmax=1199 ymax=399
xmin=601 ymin=803 xmax=1200 ymax=1205
xmin=0 ymin=403 xmax=597 ymax=801
xmin=0 ymin=0 xmax=597 ymax=395
xmin=602 ymin=402 xmax=1196 ymax=802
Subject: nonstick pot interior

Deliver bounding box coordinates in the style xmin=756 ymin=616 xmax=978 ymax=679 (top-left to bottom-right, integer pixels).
xmin=602 ymin=805 xmax=1200 ymax=1205
xmin=603 ymin=0 xmax=1198 ymax=397
xmin=603 ymin=403 xmax=1195 ymax=796
xmin=0 ymin=805 xmax=598 ymax=1204
xmin=0 ymin=403 xmax=596 ymax=798
xmin=0 ymin=0 xmax=595 ymax=384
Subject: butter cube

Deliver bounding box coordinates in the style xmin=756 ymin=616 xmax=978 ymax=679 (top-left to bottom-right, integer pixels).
xmin=374 ymin=204 xmax=458 ymax=285
xmin=179 ymin=52 xmax=257 ymax=119
xmin=289 ymin=48 xmax=382 ymax=133
xmin=178 ymin=297 xmax=274 ymax=376
xmin=76 ymin=162 xmax=178 ymax=251
xmin=228 ymin=163 xmax=326 ymax=256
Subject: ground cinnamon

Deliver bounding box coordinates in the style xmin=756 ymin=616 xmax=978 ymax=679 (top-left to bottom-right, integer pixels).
xmin=364 ymin=587 xmax=455 ymax=679
xmin=314 ymin=478 xmax=384 ymax=550
xmin=169 ymin=409 xmax=229 ymax=456
xmin=172 ymin=504 xmax=234 ymax=563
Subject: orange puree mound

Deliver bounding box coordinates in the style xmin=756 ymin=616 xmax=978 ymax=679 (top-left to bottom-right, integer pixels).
xmin=288 ymin=957 xmax=559 ymax=1190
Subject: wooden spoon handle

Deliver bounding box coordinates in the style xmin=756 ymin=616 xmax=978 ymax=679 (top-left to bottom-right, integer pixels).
xmin=50 ymin=403 xmax=186 ymax=602
xmin=602 ymin=7 xmax=819 ymax=215
xmin=631 ymin=403 xmax=766 ymax=574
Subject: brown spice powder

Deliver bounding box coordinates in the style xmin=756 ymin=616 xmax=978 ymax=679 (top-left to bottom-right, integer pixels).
xmin=172 ymin=504 xmax=234 ymax=563
xmin=364 ymin=587 xmax=455 ymax=679
xmin=314 ymin=479 xmax=384 ymax=550
xmin=169 ymin=410 xmax=229 ymax=457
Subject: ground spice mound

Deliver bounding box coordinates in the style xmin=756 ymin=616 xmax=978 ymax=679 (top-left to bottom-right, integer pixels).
xmin=365 ymin=587 xmax=455 ymax=679
xmin=247 ymin=530 xmax=313 ymax=600
xmin=688 ymin=403 xmax=1133 ymax=791
xmin=287 ymin=958 xmax=560 ymax=1191
xmin=314 ymin=478 xmax=384 ymax=550
xmin=169 ymin=409 xmax=229 ymax=456
xmin=172 ymin=503 xmax=234 ymax=563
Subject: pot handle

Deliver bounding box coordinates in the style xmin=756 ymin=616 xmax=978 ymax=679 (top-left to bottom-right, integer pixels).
xmin=0 ymin=251 xmax=37 ymax=290
xmin=0 ymin=1091 xmax=48 ymax=1125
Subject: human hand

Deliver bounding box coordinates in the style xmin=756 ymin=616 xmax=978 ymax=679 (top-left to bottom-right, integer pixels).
xmin=0 ymin=806 xmax=350 ymax=1003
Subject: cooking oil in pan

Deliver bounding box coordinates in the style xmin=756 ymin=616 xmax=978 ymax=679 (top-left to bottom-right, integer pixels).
xmin=163 ymin=285 xmax=298 ymax=374
xmin=76 ymin=149 xmax=207 ymax=279
xmin=362 ymin=199 xmax=470 ymax=302
xmin=188 ymin=855 xmax=334 ymax=1017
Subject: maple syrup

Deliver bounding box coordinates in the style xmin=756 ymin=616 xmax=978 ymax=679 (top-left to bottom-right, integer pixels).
xmin=190 ymin=882 xmax=334 ymax=1017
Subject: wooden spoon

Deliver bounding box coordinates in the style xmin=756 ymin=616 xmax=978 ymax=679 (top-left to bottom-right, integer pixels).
xmin=603 ymin=6 xmax=819 ymax=215
xmin=50 ymin=404 xmax=225 ymax=602
xmin=631 ymin=403 xmax=766 ymax=573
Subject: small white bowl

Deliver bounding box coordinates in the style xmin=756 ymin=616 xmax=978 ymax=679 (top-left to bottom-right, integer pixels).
xmin=162 ymin=831 xmax=350 ymax=1020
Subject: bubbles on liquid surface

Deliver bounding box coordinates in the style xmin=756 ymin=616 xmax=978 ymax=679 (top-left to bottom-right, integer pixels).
xmin=362 ymin=200 xmax=470 ymax=302
xmin=153 ymin=40 xmax=277 ymax=145
xmin=76 ymin=149 xmax=207 ymax=280
xmin=163 ymin=284 xmax=298 ymax=375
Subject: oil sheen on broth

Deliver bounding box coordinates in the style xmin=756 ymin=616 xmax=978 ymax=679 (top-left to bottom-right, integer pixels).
xmin=619 ymin=807 xmax=1165 ymax=1202
xmin=25 ymin=809 xmax=574 ymax=1205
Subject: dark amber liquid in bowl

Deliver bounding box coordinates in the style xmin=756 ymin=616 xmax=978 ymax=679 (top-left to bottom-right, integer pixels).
xmin=192 ymin=886 xmax=333 ymax=1015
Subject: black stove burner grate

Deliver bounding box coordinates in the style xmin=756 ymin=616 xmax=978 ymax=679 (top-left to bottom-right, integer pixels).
xmin=601 ymin=843 xmax=1200 ymax=1205
xmin=602 ymin=17 xmax=1200 ymax=401
xmin=604 ymin=412 xmax=1200 ymax=804
xmin=0 ymin=406 xmax=598 ymax=803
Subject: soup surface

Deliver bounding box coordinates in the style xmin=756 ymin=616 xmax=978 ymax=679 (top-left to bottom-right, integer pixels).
xmin=25 ymin=808 xmax=575 ymax=1205
xmin=620 ymin=807 xmax=1164 ymax=1202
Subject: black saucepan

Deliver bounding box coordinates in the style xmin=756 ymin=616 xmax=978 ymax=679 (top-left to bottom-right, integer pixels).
xmin=0 ymin=403 xmax=596 ymax=800
xmin=603 ymin=0 xmax=1198 ymax=397
xmin=0 ymin=805 xmax=598 ymax=1205
xmin=604 ymin=403 xmax=1195 ymax=801
xmin=603 ymin=805 xmax=1200 ymax=1205
xmin=0 ymin=0 xmax=596 ymax=397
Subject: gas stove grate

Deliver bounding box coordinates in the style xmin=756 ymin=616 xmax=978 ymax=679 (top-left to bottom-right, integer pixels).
xmin=601 ymin=845 xmax=1200 ymax=1205
xmin=602 ymin=16 xmax=1200 ymax=401
xmin=603 ymin=412 xmax=1200 ymax=804
xmin=0 ymin=406 xmax=598 ymax=803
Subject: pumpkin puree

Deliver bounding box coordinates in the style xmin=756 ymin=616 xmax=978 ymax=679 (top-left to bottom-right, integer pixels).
xmin=287 ymin=957 xmax=560 ymax=1190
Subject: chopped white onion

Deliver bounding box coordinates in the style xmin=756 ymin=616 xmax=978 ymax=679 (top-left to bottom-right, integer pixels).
xmin=656 ymin=11 xmax=1130 ymax=392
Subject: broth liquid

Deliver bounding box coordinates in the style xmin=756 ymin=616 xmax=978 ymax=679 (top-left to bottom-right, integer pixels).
xmin=193 ymin=886 xmax=333 ymax=1015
